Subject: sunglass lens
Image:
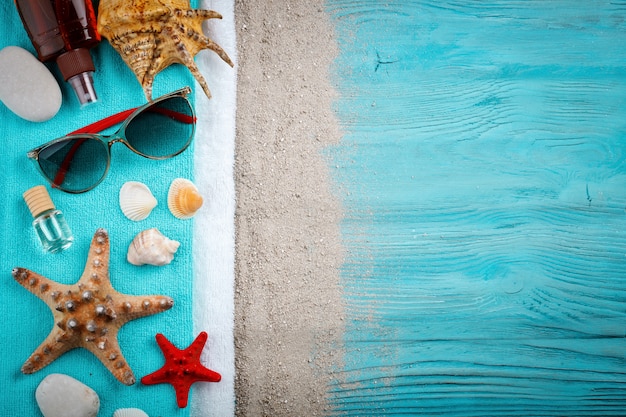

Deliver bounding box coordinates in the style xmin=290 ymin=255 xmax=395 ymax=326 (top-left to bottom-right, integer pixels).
xmin=37 ymin=137 xmax=108 ymax=193
xmin=125 ymin=96 xmax=194 ymax=158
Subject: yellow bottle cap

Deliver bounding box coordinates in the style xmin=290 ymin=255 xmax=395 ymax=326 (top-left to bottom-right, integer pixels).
xmin=23 ymin=185 xmax=56 ymax=218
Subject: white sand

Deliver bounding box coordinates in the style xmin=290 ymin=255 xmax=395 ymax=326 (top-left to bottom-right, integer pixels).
xmin=233 ymin=0 xmax=345 ymax=415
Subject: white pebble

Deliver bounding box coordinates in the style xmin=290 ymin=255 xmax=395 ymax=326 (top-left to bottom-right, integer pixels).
xmin=0 ymin=46 xmax=62 ymax=122
xmin=35 ymin=373 xmax=100 ymax=417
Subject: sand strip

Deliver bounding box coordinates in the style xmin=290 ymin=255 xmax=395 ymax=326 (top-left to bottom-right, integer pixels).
xmin=234 ymin=1 xmax=345 ymax=415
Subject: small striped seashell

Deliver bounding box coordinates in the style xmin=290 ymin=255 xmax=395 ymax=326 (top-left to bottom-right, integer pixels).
xmin=113 ymin=408 xmax=149 ymax=417
xmin=168 ymin=178 xmax=203 ymax=219
xmin=119 ymin=181 xmax=157 ymax=221
xmin=127 ymin=228 xmax=180 ymax=266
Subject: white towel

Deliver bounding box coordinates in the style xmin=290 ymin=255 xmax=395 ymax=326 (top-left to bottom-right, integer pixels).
xmin=192 ymin=1 xmax=237 ymax=416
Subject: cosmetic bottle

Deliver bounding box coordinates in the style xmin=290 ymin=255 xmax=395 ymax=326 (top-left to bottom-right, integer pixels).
xmin=54 ymin=0 xmax=101 ymax=104
xmin=23 ymin=185 xmax=74 ymax=253
xmin=13 ymin=0 xmax=64 ymax=61
xmin=15 ymin=0 xmax=101 ymax=105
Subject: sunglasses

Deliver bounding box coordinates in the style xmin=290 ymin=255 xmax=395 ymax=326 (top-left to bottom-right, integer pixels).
xmin=27 ymin=87 xmax=196 ymax=194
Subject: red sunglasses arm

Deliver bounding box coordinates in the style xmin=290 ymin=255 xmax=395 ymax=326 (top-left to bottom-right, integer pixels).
xmin=68 ymin=106 xmax=195 ymax=135
xmin=51 ymin=105 xmax=195 ymax=189
xmin=69 ymin=108 xmax=138 ymax=135
xmin=50 ymin=108 xmax=137 ymax=187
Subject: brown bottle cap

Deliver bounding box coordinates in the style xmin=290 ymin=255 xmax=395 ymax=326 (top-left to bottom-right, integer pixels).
xmin=23 ymin=185 xmax=55 ymax=218
xmin=56 ymin=48 xmax=95 ymax=81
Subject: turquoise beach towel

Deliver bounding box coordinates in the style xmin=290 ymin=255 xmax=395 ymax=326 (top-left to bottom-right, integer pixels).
xmin=1 ymin=2 xmax=199 ymax=415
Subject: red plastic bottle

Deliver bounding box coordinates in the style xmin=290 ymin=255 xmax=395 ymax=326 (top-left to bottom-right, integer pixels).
xmin=55 ymin=0 xmax=100 ymax=47
xmin=15 ymin=0 xmax=101 ymax=105
xmin=14 ymin=0 xmax=64 ymax=61
xmin=54 ymin=0 xmax=101 ymax=105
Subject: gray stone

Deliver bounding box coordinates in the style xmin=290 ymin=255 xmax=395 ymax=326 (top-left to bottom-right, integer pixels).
xmin=0 ymin=46 xmax=62 ymax=122
xmin=35 ymin=373 xmax=100 ymax=417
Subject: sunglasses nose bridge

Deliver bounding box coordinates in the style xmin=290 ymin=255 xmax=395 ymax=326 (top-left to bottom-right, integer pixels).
xmin=110 ymin=136 xmax=146 ymax=158
xmin=107 ymin=135 xmax=131 ymax=151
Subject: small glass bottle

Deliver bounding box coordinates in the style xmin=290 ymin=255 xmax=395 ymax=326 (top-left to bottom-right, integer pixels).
xmin=23 ymin=185 xmax=73 ymax=253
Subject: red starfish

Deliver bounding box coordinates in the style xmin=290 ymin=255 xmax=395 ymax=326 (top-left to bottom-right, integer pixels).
xmin=141 ymin=332 xmax=221 ymax=408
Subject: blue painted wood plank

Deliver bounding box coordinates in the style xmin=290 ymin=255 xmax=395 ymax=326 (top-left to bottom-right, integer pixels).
xmin=326 ymin=0 xmax=626 ymax=415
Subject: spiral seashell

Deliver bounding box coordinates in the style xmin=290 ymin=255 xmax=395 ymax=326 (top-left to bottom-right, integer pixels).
xmin=168 ymin=178 xmax=204 ymax=219
xmin=97 ymin=0 xmax=234 ymax=101
xmin=119 ymin=181 xmax=157 ymax=221
xmin=113 ymin=408 xmax=149 ymax=417
xmin=127 ymin=228 xmax=180 ymax=266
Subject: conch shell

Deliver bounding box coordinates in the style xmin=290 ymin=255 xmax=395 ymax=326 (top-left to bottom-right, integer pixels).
xmin=127 ymin=228 xmax=180 ymax=266
xmin=97 ymin=0 xmax=234 ymax=100
xmin=168 ymin=178 xmax=203 ymax=219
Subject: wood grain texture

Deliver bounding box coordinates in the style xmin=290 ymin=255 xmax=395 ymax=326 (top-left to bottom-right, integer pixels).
xmin=326 ymin=0 xmax=626 ymax=414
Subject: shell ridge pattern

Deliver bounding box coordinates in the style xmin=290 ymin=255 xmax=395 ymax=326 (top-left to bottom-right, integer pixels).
xmin=97 ymin=0 xmax=234 ymax=100
xmin=12 ymin=229 xmax=174 ymax=386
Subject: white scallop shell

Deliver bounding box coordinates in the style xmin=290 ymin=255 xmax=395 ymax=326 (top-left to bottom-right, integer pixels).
xmin=119 ymin=181 xmax=157 ymax=221
xmin=113 ymin=408 xmax=149 ymax=417
xmin=127 ymin=228 xmax=180 ymax=266
xmin=168 ymin=178 xmax=204 ymax=219
xmin=113 ymin=408 xmax=150 ymax=417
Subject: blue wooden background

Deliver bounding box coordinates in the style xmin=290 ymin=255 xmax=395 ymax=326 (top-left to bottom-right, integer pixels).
xmin=326 ymin=1 xmax=626 ymax=415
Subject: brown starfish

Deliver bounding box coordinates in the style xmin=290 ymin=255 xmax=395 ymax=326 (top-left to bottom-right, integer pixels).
xmin=12 ymin=228 xmax=174 ymax=385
